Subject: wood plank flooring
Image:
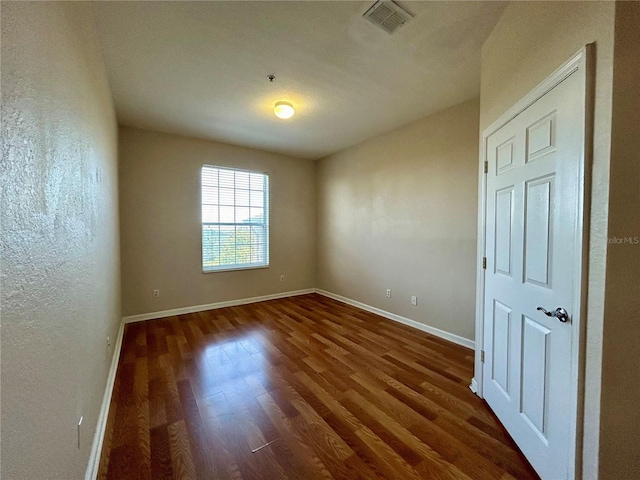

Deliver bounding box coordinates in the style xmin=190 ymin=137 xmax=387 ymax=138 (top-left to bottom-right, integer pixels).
xmin=98 ymin=293 xmax=538 ymax=479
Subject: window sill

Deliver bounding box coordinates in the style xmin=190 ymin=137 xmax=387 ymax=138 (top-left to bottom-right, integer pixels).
xmin=202 ymin=264 xmax=269 ymax=274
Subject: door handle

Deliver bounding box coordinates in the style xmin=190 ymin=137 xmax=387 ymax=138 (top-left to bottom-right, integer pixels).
xmin=537 ymin=306 xmax=570 ymax=323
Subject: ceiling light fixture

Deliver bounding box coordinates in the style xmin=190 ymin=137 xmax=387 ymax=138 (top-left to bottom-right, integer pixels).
xmin=274 ymin=101 xmax=295 ymax=119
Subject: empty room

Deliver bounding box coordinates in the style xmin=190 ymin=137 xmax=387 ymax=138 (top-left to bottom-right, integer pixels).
xmin=2 ymin=1 xmax=639 ymax=479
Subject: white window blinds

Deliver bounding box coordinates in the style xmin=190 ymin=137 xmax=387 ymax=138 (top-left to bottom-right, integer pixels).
xmin=201 ymin=165 xmax=269 ymax=272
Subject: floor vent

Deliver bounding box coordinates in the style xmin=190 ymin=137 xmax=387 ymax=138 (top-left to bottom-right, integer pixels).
xmin=363 ymin=1 xmax=414 ymax=34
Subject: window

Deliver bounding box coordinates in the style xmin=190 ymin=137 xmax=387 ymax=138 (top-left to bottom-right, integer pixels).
xmin=201 ymin=165 xmax=269 ymax=272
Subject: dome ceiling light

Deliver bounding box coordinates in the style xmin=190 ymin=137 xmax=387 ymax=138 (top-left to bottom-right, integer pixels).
xmin=267 ymin=74 xmax=295 ymax=120
xmin=274 ymin=101 xmax=295 ymax=119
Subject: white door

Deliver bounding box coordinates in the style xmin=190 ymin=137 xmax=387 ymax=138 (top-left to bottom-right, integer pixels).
xmin=482 ymin=67 xmax=585 ymax=480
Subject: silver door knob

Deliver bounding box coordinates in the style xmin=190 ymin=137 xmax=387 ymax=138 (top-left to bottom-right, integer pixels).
xmin=537 ymin=306 xmax=570 ymax=323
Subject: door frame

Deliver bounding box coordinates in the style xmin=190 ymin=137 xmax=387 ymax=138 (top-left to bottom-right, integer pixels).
xmin=472 ymin=46 xmax=594 ymax=479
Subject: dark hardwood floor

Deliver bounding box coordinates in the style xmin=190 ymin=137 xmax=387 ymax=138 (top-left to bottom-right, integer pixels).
xmin=98 ymin=293 xmax=538 ymax=479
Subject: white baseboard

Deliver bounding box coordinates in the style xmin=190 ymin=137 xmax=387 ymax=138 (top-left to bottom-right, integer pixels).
xmin=85 ymin=320 xmax=125 ymax=480
xmin=121 ymin=287 xmax=473 ymax=348
xmin=121 ymin=288 xmax=316 ymax=324
xmin=469 ymin=377 xmax=478 ymax=394
xmin=315 ymin=289 xmax=475 ymax=350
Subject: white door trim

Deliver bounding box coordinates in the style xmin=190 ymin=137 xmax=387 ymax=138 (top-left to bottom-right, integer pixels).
xmin=473 ymin=46 xmax=593 ymax=479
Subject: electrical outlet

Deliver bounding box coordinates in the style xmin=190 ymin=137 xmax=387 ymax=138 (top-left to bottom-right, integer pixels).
xmin=411 ymin=296 xmax=418 ymax=306
xmin=153 ymin=289 xmax=160 ymax=298
xmin=386 ymin=289 xmax=391 ymax=298
xmin=280 ymin=275 xmax=285 ymax=282
xmin=106 ymin=336 xmax=111 ymax=348
xmin=77 ymin=416 xmax=83 ymax=449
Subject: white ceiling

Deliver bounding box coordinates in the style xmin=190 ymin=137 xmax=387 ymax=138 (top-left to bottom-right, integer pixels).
xmin=94 ymin=1 xmax=507 ymax=160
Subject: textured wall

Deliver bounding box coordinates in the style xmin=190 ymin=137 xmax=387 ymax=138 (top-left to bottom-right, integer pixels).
xmin=599 ymin=2 xmax=640 ymax=478
xmin=118 ymin=126 xmax=316 ymax=317
xmin=479 ymin=2 xmax=615 ymax=477
xmin=317 ymin=99 xmax=479 ymax=341
xmin=1 ymin=3 xmax=120 ymax=479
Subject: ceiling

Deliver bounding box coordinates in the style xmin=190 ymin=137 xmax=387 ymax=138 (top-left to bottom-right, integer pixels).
xmin=94 ymin=1 xmax=507 ymax=160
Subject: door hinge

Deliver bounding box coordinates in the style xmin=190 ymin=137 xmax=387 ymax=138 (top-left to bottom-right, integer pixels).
xmin=483 ymin=161 xmax=488 ymax=174
xmin=481 ymin=350 xmax=485 ymax=362
xmin=482 ymin=257 xmax=487 ymax=269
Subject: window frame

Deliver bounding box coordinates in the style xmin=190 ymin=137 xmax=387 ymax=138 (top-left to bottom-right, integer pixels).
xmin=200 ymin=164 xmax=270 ymax=273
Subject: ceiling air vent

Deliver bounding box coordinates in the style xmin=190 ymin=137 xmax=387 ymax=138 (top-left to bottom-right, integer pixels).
xmin=363 ymin=1 xmax=414 ymax=34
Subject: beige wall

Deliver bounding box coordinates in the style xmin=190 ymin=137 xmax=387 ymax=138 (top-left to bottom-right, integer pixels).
xmin=317 ymin=99 xmax=480 ymax=341
xmin=118 ymin=127 xmax=316 ymax=317
xmin=1 ymin=3 xmax=121 ymax=479
xmin=599 ymin=2 xmax=640 ymax=478
xmin=480 ymin=2 xmax=617 ymax=478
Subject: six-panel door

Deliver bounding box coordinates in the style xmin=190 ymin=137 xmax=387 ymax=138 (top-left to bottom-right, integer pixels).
xmin=483 ymin=70 xmax=583 ymax=480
